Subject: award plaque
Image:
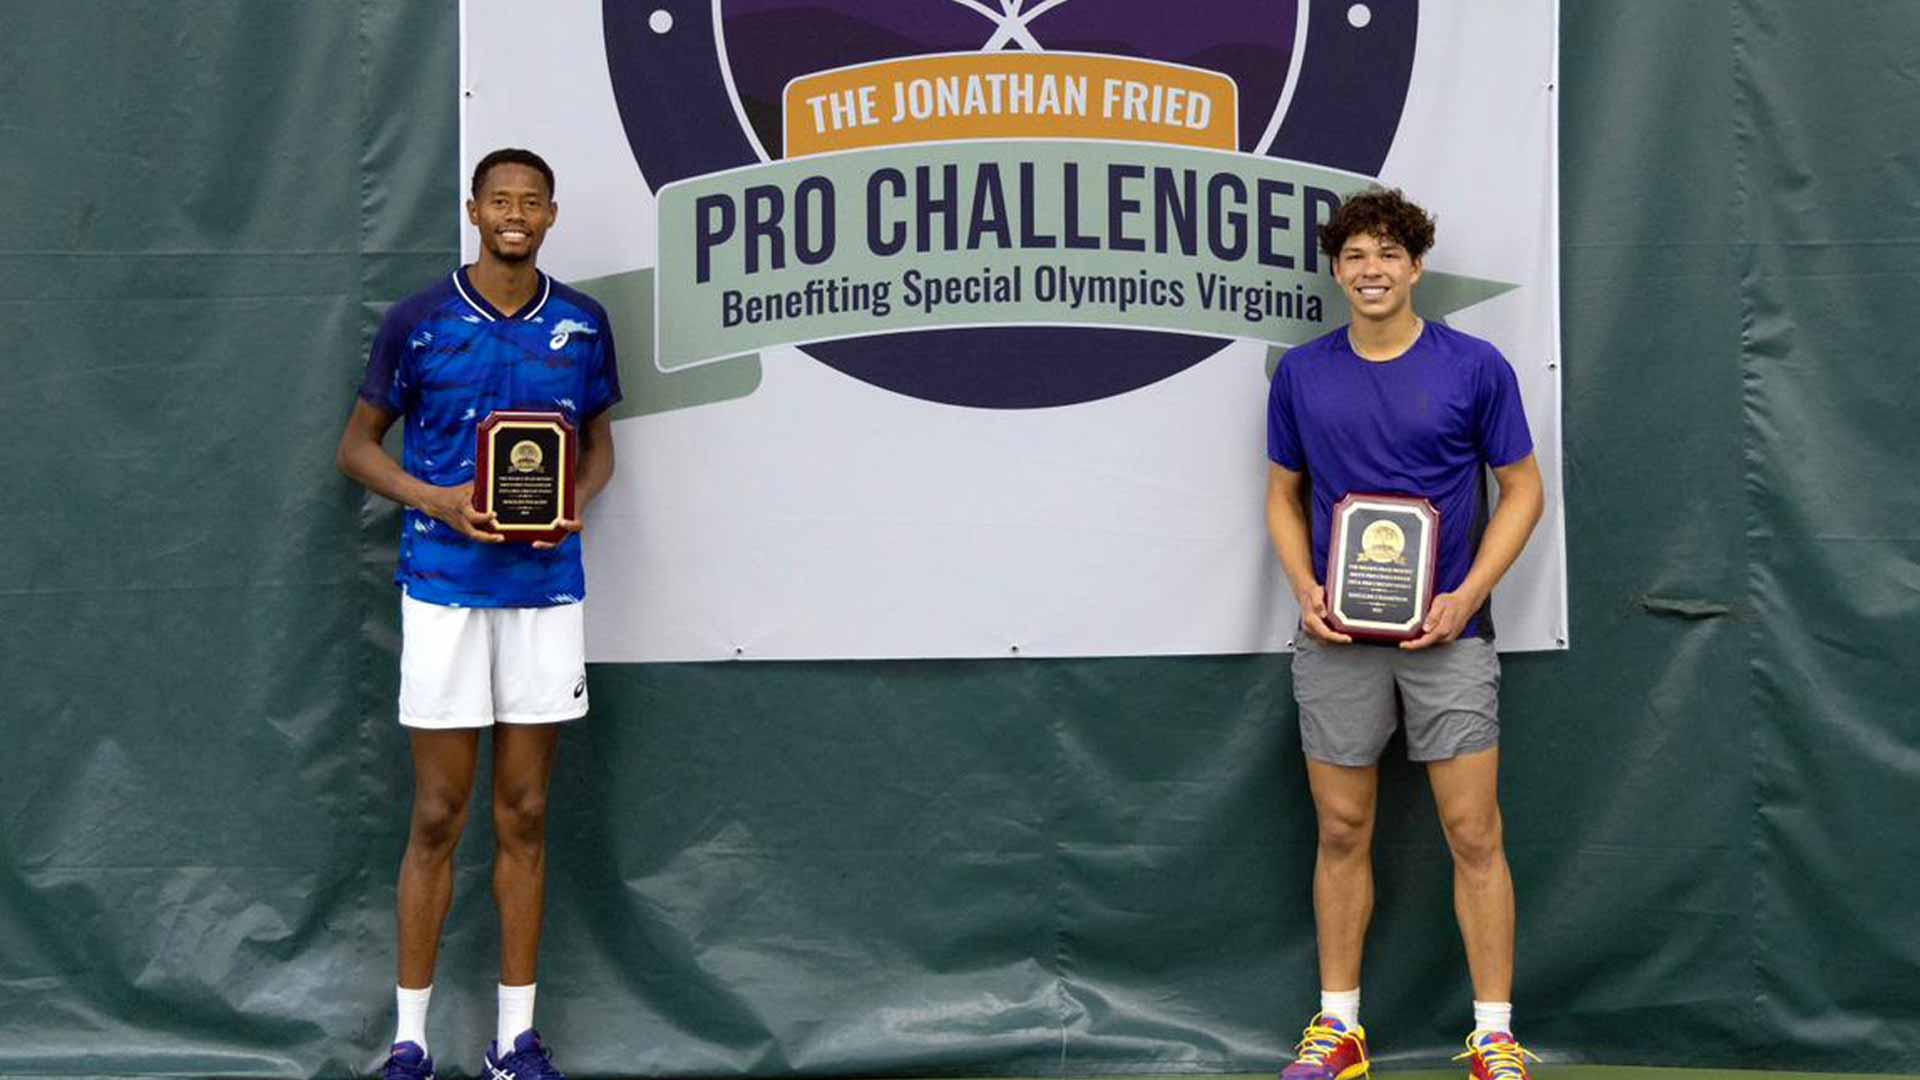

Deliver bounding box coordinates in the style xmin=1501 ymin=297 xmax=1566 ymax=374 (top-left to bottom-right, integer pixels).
xmin=472 ymin=411 xmax=576 ymax=545
xmin=1325 ymin=493 xmax=1439 ymax=642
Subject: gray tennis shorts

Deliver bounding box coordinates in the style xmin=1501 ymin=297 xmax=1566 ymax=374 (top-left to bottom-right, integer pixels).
xmin=1290 ymin=634 xmax=1501 ymax=766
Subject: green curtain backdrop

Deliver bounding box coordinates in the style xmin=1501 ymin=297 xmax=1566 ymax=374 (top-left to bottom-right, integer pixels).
xmin=1 ymin=2 xmax=1915 ymax=1077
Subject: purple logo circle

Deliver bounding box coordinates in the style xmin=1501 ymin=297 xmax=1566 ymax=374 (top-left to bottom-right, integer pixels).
xmin=605 ymin=0 xmax=1417 ymax=407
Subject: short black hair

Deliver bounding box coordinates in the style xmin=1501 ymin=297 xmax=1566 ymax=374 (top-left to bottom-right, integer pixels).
xmin=1319 ymin=187 xmax=1435 ymax=261
xmin=470 ymin=147 xmax=555 ymax=199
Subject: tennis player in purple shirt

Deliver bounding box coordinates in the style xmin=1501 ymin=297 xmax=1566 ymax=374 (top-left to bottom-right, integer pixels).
xmin=1266 ymin=189 xmax=1545 ymax=1080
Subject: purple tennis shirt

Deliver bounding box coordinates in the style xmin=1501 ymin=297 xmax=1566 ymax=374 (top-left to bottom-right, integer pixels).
xmin=1267 ymin=321 xmax=1533 ymax=639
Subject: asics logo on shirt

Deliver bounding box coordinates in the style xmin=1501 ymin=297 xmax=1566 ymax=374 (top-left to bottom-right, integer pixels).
xmin=549 ymin=318 xmax=597 ymax=350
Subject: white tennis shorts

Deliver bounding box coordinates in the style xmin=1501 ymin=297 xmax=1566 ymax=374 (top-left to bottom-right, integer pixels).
xmin=398 ymin=592 xmax=589 ymax=729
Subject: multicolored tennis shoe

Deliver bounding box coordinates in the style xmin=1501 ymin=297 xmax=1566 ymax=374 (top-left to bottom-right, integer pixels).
xmin=1456 ymin=1029 xmax=1540 ymax=1080
xmin=1281 ymin=1013 xmax=1370 ymax=1080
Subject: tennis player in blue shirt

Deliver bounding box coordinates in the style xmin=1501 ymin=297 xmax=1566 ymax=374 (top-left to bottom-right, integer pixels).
xmin=337 ymin=147 xmax=620 ymax=1080
xmin=1266 ymin=188 xmax=1544 ymax=1080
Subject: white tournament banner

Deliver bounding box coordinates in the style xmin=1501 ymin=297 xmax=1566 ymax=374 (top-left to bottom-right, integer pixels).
xmin=461 ymin=0 xmax=1566 ymax=661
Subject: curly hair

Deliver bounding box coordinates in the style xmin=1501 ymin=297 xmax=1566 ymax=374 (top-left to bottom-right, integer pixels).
xmin=1318 ymin=187 xmax=1435 ymax=261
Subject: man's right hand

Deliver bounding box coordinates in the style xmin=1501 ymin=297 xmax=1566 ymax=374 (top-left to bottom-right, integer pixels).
xmin=1296 ymin=583 xmax=1354 ymax=645
xmin=417 ymin=482 xmax=504 ymax=543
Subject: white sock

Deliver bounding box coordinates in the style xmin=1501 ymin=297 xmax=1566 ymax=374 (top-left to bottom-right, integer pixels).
xmin=1473 ymin=1000 xmax=1513 ymax=1037
xmin=394 ymin=984 xmax=432 ymax=1052
xmin=498 ymin=982 xmax=537 ymax=1052
xmin=1320 ymin=987 xmax=1361 ymax=1030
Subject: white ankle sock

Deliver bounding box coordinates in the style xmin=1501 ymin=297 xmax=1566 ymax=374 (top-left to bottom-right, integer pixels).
xmin=498 ymin=982 xmax=537 ymax=1052
xmin=1321 ymin=987 xmax=1361 ymax=1030
xmin=394 ymin=984 xmax=432 ymax=1051
xmin=1473 ymin=999 xmax=1513 ymax=1036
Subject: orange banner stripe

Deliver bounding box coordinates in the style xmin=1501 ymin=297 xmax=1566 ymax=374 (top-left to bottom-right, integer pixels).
xmin=783 ymin=52 xmax=1239 ymax=157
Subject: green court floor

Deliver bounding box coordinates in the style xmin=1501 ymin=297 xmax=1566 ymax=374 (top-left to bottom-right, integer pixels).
xmin=938 ymin=1071 xmax=1920 ymax=1080
xmin=17 ymin=1057 xmax=1919 ymax=1078
xmin=1371 ymin=1071 xmax=1916 ymax=1080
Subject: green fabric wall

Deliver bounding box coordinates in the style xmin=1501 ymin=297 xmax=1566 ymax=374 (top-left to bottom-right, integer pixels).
xmin=2 ymin=2 xmax=1915 ymax=1077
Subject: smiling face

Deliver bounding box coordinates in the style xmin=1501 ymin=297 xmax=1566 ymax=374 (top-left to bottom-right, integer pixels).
xmin=467 ymin=162 xmax=557 ymax=266
xmin=1333 ymin=229 xmax=1423 ymax=327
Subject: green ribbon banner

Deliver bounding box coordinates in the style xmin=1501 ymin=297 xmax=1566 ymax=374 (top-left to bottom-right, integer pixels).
xmin=653 ymin=140 xmax=1514 ymax=371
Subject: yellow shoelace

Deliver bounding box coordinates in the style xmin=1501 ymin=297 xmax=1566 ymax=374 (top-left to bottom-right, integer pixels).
xmin=1454 ymin=1034 xmax=1541 ymax=1080
xmin=1294 ymin=1019 xmax=1349 ymax=1065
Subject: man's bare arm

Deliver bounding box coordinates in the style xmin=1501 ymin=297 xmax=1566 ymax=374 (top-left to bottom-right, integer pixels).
xmin=335 ymin=398 xmax=503 ymax=543
xmin=575 ymin=409 xmax=615 ymax=509
xmin=1267 ymin=463 xmax=1352 ymax=644
xmin=531 ymin=409 xmax=616 ymax=550
xmin=1401 ymin=452 xmax=1544 ymax=650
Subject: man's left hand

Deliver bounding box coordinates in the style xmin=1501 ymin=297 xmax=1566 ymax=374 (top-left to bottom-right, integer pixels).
xmin=1400 ymin=587 xmax=1484 ymax=651
xmin=531 ymin=518 xmax=583 ymax=551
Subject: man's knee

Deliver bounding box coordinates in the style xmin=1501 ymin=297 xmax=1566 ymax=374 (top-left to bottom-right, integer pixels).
xmin=409 ymin=786 xmax=472 ymax=855
xmin=493 ymin=784 xmax=550 ymax=851
xmin=1440 ymin=806 xmax=1505 ymax=872
xmin=1317 ymin=801 xmax=1376 ymax=859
